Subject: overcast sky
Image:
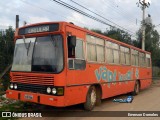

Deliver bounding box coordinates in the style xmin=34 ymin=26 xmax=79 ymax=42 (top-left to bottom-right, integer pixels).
xmin=0 ymin=0 xmax=159 ymax=38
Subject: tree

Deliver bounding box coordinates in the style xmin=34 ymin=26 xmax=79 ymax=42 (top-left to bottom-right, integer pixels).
xmin=0 ymin=27 xmax=14 ymax=72
xmin=104 ymin=28 xmax=132 ymax=45
xmin=91 ymin=29 xmax=104 ymax=35
xmin=136 ymin=23 xmax=160 ymax=66
xmin=90 ymin=28 xmax=134 ymax=45
xmin=0 ymin=26 xmax=14 ymax=90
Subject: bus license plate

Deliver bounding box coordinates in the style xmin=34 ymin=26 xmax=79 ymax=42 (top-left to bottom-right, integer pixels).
xmin=24 ymin=94 xmax=33 ymax=100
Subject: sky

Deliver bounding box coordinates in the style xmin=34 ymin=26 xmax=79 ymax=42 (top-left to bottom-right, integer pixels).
xmin=0 ymin=0 xmax=159 ymax=38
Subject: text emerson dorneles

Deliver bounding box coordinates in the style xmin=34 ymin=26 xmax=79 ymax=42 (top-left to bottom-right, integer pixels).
xmin=128 ymin=112 xmax=158 ymax=117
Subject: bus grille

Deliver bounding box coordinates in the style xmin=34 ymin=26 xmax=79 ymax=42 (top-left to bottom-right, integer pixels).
xmin=11 ymin=73 xmax=54 ymax=94
xmin=11 ymin=73 xmax=54 ymax=85
xmin=17 ymin=83 xmax=47 ymax=94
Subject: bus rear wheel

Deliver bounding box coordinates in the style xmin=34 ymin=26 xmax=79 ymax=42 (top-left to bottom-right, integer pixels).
xmin=84 ymin=86 xmax=96 ymax=111
xmin=132 ymin=81 xmax=140 ymax=95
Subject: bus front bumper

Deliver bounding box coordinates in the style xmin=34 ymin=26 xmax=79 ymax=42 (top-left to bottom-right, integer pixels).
xmin=6 ymin=90 xmax=65 ymax=107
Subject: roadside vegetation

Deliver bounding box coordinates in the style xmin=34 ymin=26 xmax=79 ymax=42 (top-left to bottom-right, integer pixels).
xmin=0 ymin=96 xmax=41 ymax=120
xmin=0 ymin=27 xmax=14 ymax=93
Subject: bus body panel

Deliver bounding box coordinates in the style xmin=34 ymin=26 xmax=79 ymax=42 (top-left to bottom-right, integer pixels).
xmin=6 ymin=90 xmax=65 ymax=107
xmin=64 ymin=86 xmax=89 ymax=106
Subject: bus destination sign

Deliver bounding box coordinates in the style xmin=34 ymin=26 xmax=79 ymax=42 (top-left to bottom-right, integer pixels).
xmin=18 ymin=23 xmax=59 ymax=35
xmin=27 ymin=25 xmax=49 ymax=34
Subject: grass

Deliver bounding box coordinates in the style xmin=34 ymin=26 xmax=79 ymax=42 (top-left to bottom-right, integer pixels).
xmin=0 ymin=101 xmax=23 ymax=120
xmin=0 ymin=101 xmax=24 ymax=111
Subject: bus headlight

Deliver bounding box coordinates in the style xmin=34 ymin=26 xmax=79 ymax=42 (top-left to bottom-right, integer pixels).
xmin=47 ymin=87 xmax=51 ymax=94
xmin=46 ymin=87 xmax=64 ymax=95
xmin=14 ymin=84 xmax=17 ymax=89
xmin=52 ymin=88 xmax=57 ymax=94
xmin=10 ymin=83 xmax=14 ymax=89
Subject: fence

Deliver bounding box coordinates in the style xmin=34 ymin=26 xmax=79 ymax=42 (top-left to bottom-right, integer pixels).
xmin=152 ymin=66 xmax=160 ymax=78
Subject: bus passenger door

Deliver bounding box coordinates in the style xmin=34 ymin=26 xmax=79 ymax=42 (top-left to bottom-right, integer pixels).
xmin=66 ymin=35 xmax=87 ymax=105
xmin=67 ymin=37 xmax=87 ymax=84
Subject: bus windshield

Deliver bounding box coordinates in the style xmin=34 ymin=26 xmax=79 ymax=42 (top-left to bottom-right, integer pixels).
xmin=11 ymin=35 xmax=63 ymax=73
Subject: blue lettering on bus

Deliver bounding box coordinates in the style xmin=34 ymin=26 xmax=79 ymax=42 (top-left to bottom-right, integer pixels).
xmin=135 ymin=68 xmax=139 ymax=79
xmin=94 ymin=67 xmax=103 ymax=82
xmin=101 ymin=67 xmax=107 ymax=81
xmin=95 ymin=66 xmax=138 ymax=88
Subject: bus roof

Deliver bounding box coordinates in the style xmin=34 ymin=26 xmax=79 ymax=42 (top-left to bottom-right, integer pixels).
xmin=17 ymin=21 xmax=151 ymax=54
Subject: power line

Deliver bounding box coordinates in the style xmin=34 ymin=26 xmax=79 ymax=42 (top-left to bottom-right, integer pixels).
xmin=102 ymin=0 xmax=138 ymax=23
xmin=19 ymin=0 xmax=107 ymax=31
xmin=71 ymin=0 xmax=138 ymax=34
xmin=71 ymin=0 xmax=137 ymax=33
xmin=104 ymin=0 xmax=142 ymax=35
xmin=70 ymin=0 xmax=136 ymax=35
xmin=78 ymin=0 xmax=140 ymax=26
xmin=51 ymin=0 xmax=137 ymax=38
xmin=50 ymin=0 xmax=113 ymax=27
xmin=19 ymin=0 xmax=137 ymax=38
xmin=107 ymin=0 xmax=141 ymax=22
xmin=100 ymin=0 xmax=139 ymax=31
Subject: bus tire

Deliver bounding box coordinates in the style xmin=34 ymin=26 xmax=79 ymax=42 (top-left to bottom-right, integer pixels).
xmin=84 ymin=86 xmax=96 ymax=111
xmin=132 ymin=80 xmax=140 ymax=95
xmin=95 ymin=86 xmax=102 ymax=106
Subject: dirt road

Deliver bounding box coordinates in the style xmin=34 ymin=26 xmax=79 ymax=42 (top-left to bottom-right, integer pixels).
xmin=20 ymin=81 xmax=160 ymax=120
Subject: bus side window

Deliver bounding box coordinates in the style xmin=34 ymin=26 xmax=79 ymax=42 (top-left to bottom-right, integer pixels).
xmin=68 ymin=37 xmax=86 ymax=70
xmin=146 ymin=54 xmax=151 ymax=67
xmin=106 ymin=41 xmax=119 ymax=64
xmin=75 ymin=39 xmax=84 ymax=59
xmin=139 ymin=52 xmax=146 ymax=67
xmin=87 ymin=35 xmax=97 ymax=61
xmin=120 ymin=46 xmax=130 ymax=65
xmin=68 ymin=38 xmax=84 ymax=59
xmin=131 ymin=49 xmax=139 ymax=66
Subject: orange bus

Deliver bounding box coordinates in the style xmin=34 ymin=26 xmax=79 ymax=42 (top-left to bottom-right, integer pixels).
xmin=6 ymin=21 xmax=152 ymax=110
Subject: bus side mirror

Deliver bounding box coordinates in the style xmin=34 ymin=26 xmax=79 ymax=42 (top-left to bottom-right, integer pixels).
xmin=68 ymin=36 xmax=76 ymax=48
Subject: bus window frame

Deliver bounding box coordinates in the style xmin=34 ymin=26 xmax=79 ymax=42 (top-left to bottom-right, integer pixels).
xmin=105 ymin=41 xmax=120 ymax=65
xmin=131 ymin=49 xmax=139 ymax=67
xmin=86 ymin=34 xmax=106 ymax=64
xmin=67 ymin=37 xmax=86 ymax=70
xmin=146 ymin=53 xmax=151 ymax=68
xmin=120 ymin=46 xmax=131 ymax=66
xmin=139 ymin=52 xmax=146 ymax=68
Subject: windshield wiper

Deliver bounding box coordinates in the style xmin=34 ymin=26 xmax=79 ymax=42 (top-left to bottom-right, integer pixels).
xmin=23 ymin=35 xmax=31 ymax=56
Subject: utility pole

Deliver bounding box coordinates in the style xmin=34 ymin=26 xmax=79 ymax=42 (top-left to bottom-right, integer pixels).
xmin=142 ymin=0 xmax=146 ymax=51
xmin=137 ymin=0 xmax=150 ymax=50
xmin=16 ymin=15 xmax=19 ymax=29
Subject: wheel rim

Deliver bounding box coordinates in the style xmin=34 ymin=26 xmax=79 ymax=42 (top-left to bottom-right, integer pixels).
xmin=90 ymin=89 xmax=96 ymax=106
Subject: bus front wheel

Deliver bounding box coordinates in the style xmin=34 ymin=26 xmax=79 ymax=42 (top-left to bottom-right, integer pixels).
xmin=84 ymin=86 xmax=96 ymax=111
